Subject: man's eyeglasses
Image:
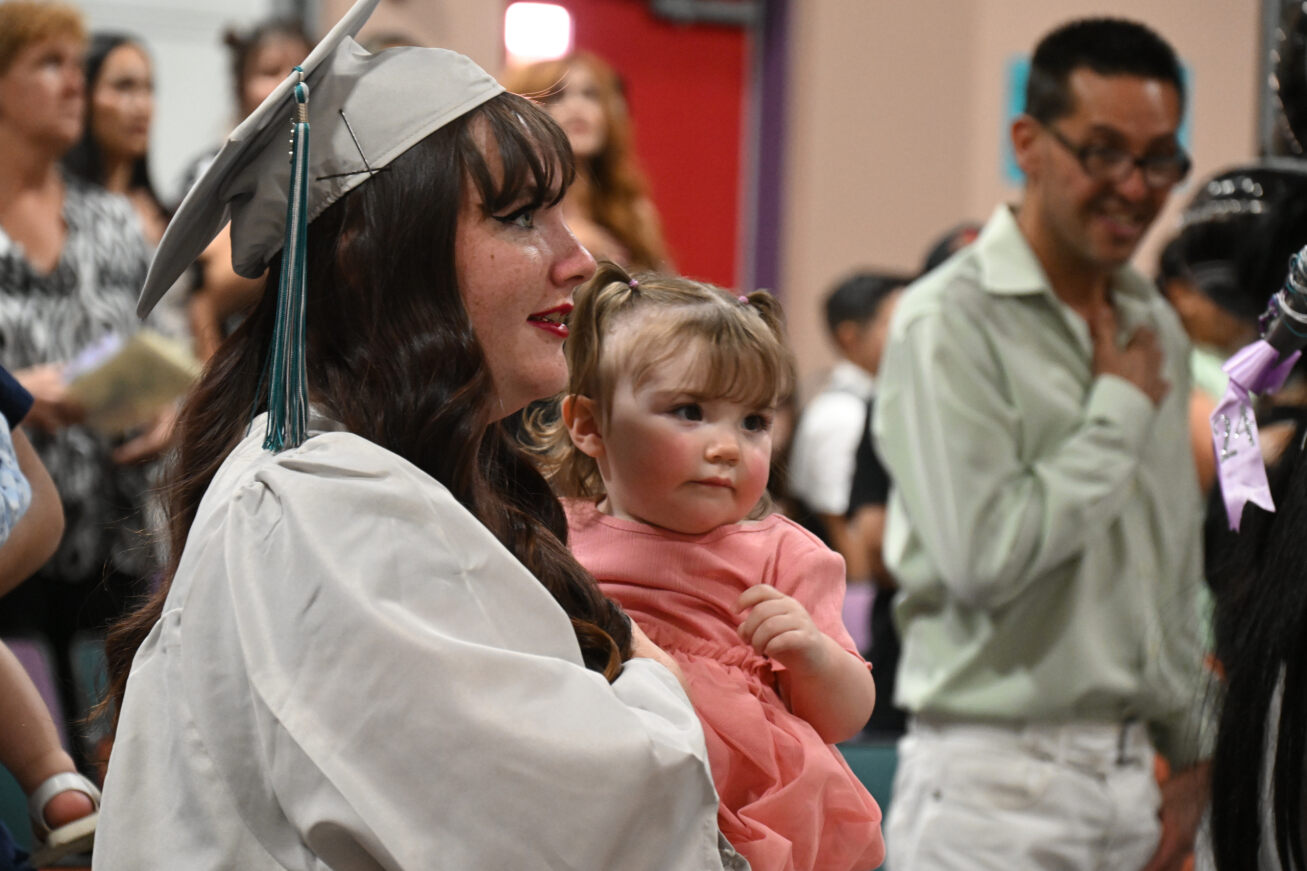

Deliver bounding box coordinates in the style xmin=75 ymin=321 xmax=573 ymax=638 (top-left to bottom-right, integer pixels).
xmin=1043 ymin=124 xmax=1191 ymax=190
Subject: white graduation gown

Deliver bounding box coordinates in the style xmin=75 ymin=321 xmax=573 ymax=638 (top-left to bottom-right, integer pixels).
xmin=94 ymin=417 xmax=726 ymax=870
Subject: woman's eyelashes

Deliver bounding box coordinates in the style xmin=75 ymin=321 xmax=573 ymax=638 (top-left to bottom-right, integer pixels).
xmin=493 ymin=205 xmax=536 ymax=230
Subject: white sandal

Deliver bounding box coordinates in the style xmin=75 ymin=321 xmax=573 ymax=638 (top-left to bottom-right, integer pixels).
xmin=26 ymin=771 xmax=100 ymax=867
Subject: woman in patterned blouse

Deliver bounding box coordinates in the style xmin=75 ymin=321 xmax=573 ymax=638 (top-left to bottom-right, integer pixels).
xmin=0 ymin=1 xmax=157 ymax=762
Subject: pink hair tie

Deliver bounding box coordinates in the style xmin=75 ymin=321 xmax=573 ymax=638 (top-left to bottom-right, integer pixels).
xmin=628 ymin=278 xmax=639 ymax=289
xmin=737 ymin=294 xmax=749 ymax=305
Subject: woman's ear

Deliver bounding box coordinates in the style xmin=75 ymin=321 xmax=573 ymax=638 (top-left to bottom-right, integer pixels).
xmin=561 ymin=394 xmax=605 ymax=459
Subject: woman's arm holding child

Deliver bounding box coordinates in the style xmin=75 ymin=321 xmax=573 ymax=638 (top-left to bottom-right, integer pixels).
xmin=735 ymin=584 xmax=876 ymax=743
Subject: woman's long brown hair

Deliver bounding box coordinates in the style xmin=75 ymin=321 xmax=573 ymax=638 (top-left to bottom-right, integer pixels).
xmin=104 ymin=92 xmax=631 ymax=716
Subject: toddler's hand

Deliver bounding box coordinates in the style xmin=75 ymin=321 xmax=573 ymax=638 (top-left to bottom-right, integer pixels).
xmin=735 ymin=584 xmax=828 ymax=675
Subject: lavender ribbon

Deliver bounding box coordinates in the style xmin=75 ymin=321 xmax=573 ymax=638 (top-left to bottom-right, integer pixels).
xmin=1211 ymin=340 xmax=1301 ymax=530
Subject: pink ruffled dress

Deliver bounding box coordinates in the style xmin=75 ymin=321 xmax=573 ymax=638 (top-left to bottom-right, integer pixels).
xmin=565 ymin=499 xmax=885 ymax=871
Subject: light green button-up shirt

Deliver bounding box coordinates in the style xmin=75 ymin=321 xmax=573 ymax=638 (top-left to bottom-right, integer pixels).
xmin=873 ymin=205 xmax=1214 ymax=766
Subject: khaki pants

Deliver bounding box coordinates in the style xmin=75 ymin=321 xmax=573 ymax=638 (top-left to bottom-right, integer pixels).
xmin=885 ymin=717 xmax=1161 ymax=871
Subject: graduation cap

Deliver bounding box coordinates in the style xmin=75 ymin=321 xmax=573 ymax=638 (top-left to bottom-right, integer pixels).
xmin=139 ymin=0 xmax=504 ymax=451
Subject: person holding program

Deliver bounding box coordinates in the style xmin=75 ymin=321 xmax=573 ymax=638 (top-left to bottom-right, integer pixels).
xmin=93 ymin=2 xmax=732 ymax=867
xmin=530 ymin=262 xmax=884 ymax=871
xmin=61 ymin=31 xmax=189 ymax=454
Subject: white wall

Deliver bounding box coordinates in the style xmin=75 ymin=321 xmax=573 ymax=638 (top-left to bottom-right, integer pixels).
xmin=80 ymin=0 xmax=279 ymax=204
xmin=782 ymin=2 xmax=980 ymax=398
xmin=79 ymin=0 xmax=499 ymax=205
xmin=782 ymin=1 xmax=1261 ymax=395
xmin=321 ymin=0 xmax=502 ymax=70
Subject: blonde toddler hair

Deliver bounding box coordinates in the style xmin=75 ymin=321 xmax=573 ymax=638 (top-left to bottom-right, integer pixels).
xmin=529 ymin=260 xmax=795 ymax=502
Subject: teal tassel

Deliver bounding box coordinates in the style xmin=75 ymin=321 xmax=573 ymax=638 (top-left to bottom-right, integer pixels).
xmin=263 ymin=74 xmax=311 ymax=452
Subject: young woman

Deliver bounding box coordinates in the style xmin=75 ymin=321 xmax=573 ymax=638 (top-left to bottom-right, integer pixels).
xmin=62 ymin=33 xmax=197 ymax=355
xmin=94 ymin=4 xmax=730 ymax=868
xmin=62 ymin=33 xmax=165 ymax=245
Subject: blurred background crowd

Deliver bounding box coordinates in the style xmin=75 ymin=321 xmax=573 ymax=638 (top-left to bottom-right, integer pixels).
xmin=2 ymin=1 xmax=1307 ymax=869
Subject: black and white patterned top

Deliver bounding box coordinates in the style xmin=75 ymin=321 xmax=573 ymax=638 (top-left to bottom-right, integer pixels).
xmin=0 ymin=176 xmax=154 ymax=583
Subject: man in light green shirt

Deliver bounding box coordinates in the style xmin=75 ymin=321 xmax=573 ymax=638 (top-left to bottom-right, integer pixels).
xmin=874 ymin=18 xmax=1212 ymax=871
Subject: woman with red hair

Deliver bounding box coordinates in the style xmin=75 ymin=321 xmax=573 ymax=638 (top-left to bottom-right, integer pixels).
xmin=503 ymin=51 xmax=670 ymax=272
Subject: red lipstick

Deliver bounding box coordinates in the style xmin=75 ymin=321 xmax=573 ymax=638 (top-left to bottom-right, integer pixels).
xmin=528 ymin=302 xmax=573 ymax=338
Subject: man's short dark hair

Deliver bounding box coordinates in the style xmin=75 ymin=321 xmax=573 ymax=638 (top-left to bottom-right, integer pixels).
xmin=1025 ymin=18 xmax=1184 ymax=123
xmin=824 ymin=272 xmax=910 ymax=336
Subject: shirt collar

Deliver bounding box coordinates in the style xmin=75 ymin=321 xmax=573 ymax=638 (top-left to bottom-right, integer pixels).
xmin=828 ymin=359 xmax=876 ymax=398
xmin=975 ymin=203 xmax=1156 ymax=307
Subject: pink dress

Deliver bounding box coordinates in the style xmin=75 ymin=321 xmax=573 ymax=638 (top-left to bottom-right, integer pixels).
xmin=565 ymin=499 xmax=885 ymax=871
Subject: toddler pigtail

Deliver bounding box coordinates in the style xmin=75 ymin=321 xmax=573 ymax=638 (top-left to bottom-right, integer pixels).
xmin=738 ymin=289 xmax=787 ymax=343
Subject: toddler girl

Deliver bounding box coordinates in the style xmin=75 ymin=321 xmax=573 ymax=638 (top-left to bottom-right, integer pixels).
xmin=531 ymin=263 xmax=884 ymax=871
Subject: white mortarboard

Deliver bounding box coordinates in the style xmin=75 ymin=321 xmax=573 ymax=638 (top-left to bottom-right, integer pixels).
xmin=139 ymin=0 xmax=504 ymax=450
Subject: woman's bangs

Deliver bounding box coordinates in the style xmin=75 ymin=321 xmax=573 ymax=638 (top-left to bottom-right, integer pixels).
xmin=470 ymin=96 xmax=575 ymax=213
